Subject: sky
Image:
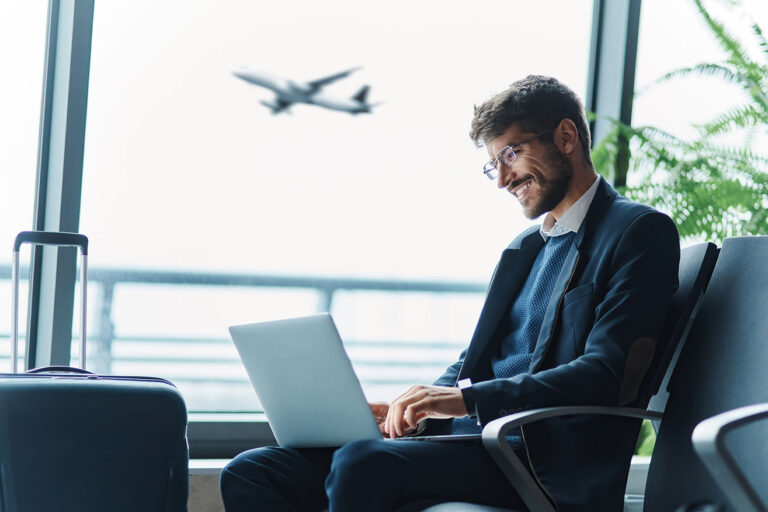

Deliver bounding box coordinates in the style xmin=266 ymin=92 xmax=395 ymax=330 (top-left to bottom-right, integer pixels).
xmin=76 ymin=0 xmax=591 ymax=281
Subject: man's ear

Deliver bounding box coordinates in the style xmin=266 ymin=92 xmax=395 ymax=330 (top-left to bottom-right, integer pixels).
xmin=554 ymin=118 xmax=579 ymax=155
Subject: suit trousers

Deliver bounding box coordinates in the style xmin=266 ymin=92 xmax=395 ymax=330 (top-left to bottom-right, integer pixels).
xmin=220 ymin=438 xmax=528 ymax=512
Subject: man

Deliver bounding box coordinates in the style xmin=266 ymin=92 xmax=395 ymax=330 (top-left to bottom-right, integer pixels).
xmin=220 ymin=75 xmax=680 ymax=511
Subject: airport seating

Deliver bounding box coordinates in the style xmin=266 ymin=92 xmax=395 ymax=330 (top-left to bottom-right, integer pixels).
xmin=421 ymin=237 xmax=768 ymax=512
xmin=413 ymin=241 xmax=721 ymax=511
xmin=692 ymin=402 xmax=768 ymax=512
xmin=641 ymin=236 xmax=768 ymax=511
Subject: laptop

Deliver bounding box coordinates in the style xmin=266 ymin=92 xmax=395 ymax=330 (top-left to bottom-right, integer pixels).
xmin=229 ymin=313 xmax=480 ymax=447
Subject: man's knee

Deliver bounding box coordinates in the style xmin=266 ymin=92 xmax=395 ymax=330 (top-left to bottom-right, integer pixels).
xmin=220 ymin=447 xmax=284 ymax=499
xmin=222 ymin=447 xmax=307 ymax=512
xmin=222 ymin=446 xmax=336 ymax=512
xmin=327 ymin=439 xmax=397 ymax=490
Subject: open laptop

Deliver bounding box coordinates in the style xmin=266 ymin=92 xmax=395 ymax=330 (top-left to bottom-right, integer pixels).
xmin=229 ymin=313 xmax=480 ymax=447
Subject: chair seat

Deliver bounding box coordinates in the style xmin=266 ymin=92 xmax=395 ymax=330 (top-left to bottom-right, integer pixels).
xmin=323 ymin=503 xmax=518 ymax=512
xmin=420 ymin=504 xmax=519 ymax=512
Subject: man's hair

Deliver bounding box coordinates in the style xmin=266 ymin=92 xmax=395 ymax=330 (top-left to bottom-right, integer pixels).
xmin=469 ymin=75 xmax=593 ymax=166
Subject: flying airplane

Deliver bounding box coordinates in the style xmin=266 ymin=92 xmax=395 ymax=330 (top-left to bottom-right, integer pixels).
xmin=232 ymin=66 xmax=378 ymax=115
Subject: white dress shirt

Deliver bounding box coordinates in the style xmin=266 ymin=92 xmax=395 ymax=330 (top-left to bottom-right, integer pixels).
xmin=540 ymin=175 xmax=602 ymax=240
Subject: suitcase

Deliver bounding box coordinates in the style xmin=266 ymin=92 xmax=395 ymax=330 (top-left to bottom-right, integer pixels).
xmin=0 ymin=231 xmax=189 ymax=512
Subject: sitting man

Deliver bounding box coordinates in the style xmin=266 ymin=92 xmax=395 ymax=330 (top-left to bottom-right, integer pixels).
xmin=220 ymin=75 xmax=680 ymax=512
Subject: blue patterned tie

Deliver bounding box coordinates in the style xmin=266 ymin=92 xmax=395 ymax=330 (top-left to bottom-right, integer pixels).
xmin=491 ymin=231 xmax=576 ymax=378
xmin=450 ymin=231 xmax=576 ymax=436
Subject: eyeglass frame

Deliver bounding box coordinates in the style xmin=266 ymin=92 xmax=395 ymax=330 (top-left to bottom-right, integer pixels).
xmin=482 ymin=129 xmax=551 ymax=180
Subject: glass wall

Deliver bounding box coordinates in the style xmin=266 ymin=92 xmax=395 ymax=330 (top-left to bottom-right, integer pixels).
xmin=80 ymin=0 xmax=594 ymax=412
xmin=631 ymin=0 xmax=768 ymax=245
xmin=0 ymin=2 xmax=50 ymax=369
xmin=634 ymin=0 xmax=768 ymax=141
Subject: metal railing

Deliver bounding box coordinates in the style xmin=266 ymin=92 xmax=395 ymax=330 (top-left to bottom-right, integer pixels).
xmin=0 ymin=264 xmax=487 ymax=411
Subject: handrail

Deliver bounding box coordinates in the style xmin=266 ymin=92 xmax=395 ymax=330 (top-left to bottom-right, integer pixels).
xmin=0 ymin=263 xmax=486 ymax=412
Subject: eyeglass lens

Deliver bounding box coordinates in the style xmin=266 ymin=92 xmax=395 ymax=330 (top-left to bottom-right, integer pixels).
xmin=483 ymin=146 xmax=517 ymax=180
xmin=499 ymin=146 xmax=517 ymax=166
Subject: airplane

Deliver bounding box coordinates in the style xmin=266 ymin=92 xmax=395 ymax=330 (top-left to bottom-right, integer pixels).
xmin=232 ymin=66 xmax=378 ymax=115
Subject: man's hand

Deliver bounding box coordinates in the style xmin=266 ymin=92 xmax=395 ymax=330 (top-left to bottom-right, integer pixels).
xmin=384 ymin=385 xmax=468 ymax=438
xmin=369 ymin=402 xmax=390 ymax=436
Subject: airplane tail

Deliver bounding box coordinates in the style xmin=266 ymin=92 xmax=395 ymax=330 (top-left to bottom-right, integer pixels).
xmin=352 ymin=85 xmax=370 ymax=104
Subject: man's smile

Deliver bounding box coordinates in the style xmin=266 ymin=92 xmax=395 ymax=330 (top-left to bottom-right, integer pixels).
xmin=508 ymin=176 xmax=534 ymax=200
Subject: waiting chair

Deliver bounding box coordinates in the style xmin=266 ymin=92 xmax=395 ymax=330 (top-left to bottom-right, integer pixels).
xmin=641 ymin=236 xmax=768 ymax=511
xmin=693 ymin=402 xmax=768 ymax=512
xmin=417 ymin=241 xmax=719 ymax=511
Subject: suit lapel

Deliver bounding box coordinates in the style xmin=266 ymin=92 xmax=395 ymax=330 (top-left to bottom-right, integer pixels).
xmin=530 ymin=178 xmax=618 ymax=370
xmin=458 ymin=233 xmax=544 ymax=379
xmin=530 ymin=241 xmax=580 ymax=369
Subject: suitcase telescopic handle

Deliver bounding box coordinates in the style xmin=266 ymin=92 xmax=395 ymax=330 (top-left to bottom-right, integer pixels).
xmin=26 ymin=366 xmax=94 ymax=375
xmin=11 ymin=231 xmax=89 ymax=374
xmin=13 ymin=231 xmax=88 ymax=255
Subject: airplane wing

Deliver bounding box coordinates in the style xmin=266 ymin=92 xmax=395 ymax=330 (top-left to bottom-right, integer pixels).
xmin=306 ymin=67 xmax=361 ymax=93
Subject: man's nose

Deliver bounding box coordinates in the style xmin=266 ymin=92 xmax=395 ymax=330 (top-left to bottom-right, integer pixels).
xmin=496 ymin=161 xmax=517 ymax=189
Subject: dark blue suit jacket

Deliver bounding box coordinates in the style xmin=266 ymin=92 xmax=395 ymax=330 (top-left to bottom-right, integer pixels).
xmin=430 ymin=178 xmax=680 ymax=511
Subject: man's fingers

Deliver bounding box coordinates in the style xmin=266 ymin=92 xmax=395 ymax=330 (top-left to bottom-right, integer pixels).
xmin=391 ymin=385 xmax=423 ymax=404
xmin=389 ymin=400 xmax=407 ymax=437
xmin=385 ymin=403 xmax=397 ymax=437
xmin=392 ymin=389 xmax=429 ymax=437
xmin=387 ymin=395 xmax=407 ymax=437
xmin=370 ymin=402 xmax=389 ymax=418
xmin=404 ymin=398 xmax=431 ymax=430
xmin=386 ymin=397 xmax=405 ymax=437
xmin=370 ymin=402 xmax=389 ymax=423
xmin=384 ymin=385 xmax=464 ymax=437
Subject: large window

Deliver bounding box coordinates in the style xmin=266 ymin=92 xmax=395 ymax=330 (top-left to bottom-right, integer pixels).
xmin=630 ymin=0 xmax=768 ymax=246
xmin=79 ymin=0 xmax=594 ymax=413
xmin=0 ymin=2 xmax=49 ymax=369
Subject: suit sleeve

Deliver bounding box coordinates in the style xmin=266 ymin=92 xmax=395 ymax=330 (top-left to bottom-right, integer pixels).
xmin=431 ymin=349 xmax=467 ymax=387
xmin=470 ymin=211 xmax=680 ymax=425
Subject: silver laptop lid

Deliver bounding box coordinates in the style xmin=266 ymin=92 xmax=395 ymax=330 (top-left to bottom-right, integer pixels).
xmin=229 ymin=313 xmax=382 ymax=447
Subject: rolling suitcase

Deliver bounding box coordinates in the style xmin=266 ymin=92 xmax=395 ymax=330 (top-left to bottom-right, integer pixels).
xmin=0 ymin=231 xmax=189 ymax=512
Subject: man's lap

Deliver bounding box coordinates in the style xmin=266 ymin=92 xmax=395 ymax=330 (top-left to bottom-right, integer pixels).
xmin=222 ymin=439 xmax=526 ymax=511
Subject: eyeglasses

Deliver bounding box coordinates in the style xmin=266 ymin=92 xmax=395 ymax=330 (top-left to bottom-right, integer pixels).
xmin=482 ymin=130 xmax=551 ymax=180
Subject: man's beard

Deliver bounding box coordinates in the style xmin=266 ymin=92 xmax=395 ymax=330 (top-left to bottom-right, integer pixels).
xmin=522 ymin=146 xmax=573 ymax=219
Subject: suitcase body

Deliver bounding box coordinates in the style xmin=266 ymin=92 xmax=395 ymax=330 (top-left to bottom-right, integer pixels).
xmin=1 ymin=232 xmax=189 ymax=512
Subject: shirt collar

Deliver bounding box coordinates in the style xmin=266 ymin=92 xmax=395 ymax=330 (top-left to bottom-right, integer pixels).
xmin=540 ymin=174 xmax=602 ymax=240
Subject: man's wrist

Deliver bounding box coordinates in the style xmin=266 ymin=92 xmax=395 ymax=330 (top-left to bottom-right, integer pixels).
xmin=457 ymin=378 xmax=476 ymax=418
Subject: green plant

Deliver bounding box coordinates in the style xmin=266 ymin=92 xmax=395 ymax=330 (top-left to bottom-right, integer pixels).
xmin=592 ymin=0 xmax=768 ymax=243
xmin=635 ymin=419 xmax=656 ymax=457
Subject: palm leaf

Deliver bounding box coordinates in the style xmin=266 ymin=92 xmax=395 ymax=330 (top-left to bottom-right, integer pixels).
xmin=692 ymin=0 xmax=751 ymax=69
xmin=697 ymin=103 xmax=765 ymax=138
xmin=752 ymin=22 xmax=768 ymax=57
xmin=690 ymin=0 xmax=768 ymax=110
xmin=656 ymin=63 xmax=742 ymax=87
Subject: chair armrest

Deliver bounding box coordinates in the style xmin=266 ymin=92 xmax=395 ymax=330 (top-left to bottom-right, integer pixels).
xmin=481 ymin=406 xmax=662 ymax=512
xmin=692 ymin=403 xmax=768 ymax=512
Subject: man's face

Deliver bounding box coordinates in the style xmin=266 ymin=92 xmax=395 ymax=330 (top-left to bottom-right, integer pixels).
xmin=486 ymin=124 xmax=573 ymax=219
